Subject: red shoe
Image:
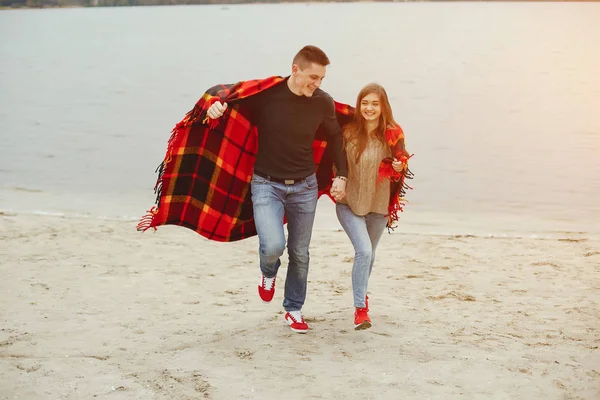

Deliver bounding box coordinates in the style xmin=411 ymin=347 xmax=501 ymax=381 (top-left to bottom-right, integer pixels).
xmin=258 ymin=274 xmax=276 ymax=303
xmin=365 ymin=295 xmax=369 ymax=311
xmin=354 ymin=307 xmax=371 ymax=330
xmin=284 ymin=311 xmax=309 ymax=334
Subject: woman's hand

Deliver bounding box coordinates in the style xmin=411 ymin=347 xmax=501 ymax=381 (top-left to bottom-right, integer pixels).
xmin=330 ymin=190 xmax=345 ymax=202
xmin=330 ymin=177 xmax=347 ymax=201
xmin=392 ymin=158 xmax=405 ymax=173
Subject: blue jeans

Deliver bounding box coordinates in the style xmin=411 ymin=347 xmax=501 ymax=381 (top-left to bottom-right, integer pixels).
xmin=336 ymin=203 xmax=388 ymax=308
xmin=251 ymin=173 xmax=318 ymax=312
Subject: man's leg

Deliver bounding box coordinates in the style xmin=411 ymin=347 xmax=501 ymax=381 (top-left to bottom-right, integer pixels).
xmin=251 ymin=174 xmax=286 ymax=281
xmin=282 ymin=174 xmax=318 ymax=312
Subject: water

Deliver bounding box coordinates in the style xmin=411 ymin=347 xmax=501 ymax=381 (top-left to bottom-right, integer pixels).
xmin=1 ymin=3 xmax=599 ymax=238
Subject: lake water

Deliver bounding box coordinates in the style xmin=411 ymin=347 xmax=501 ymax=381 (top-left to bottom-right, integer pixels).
xmin=1 ymin=3 xmax=599 ymax=238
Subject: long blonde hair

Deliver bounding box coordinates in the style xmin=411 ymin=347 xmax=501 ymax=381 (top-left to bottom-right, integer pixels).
xmin=343 ymin=83 xmax=399 ymax=164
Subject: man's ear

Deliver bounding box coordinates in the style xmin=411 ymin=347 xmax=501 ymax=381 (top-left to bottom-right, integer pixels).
xmin=291 ymin=64 xmax=299 ymax=76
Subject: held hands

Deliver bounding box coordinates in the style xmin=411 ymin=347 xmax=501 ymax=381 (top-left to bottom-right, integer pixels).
xmin=207 ymin=101 xmax=228 ymax=119
xmin=330 ymin=176 xmax=347 ymax=202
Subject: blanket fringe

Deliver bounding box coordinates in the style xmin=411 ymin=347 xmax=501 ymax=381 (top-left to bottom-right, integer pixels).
xmin=138 ymin=104 xmax=208 ymax=232
xmin=386 ymin=200 xmax=407 ymax=232
xmin=150 ymin=125 xmax=179 ymax=212
xmin=136 ymin=206 xmax=159 ymax=232
xmin=386 ymin=166 xmax=414 ymax=232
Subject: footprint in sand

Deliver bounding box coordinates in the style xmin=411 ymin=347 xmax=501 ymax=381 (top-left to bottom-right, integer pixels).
xmin=531 ymin=261 xmax=562 ymax=269
xmin=557 ymin=238 xmax=587 ymax=243
xmin=15 ymin=363 xmax=41 ymax=373
xmin=234 ymin=348 xmax=254 ymax=360
xmin=0 ymin=332 xmax=31 ymax=348
xmin=427 ymin=291 xmax=476 ymax=302
xmin=139 ymin=369 xmax=212 ymax=398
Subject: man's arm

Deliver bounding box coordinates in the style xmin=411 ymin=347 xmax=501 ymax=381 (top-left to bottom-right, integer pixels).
xmin=207 ymin=89 xmax=264 ymax=121
xmin=322 ymin=98 xmax=348 ymax=178
xmin=321 ymin=97 xmax=348 ymax=200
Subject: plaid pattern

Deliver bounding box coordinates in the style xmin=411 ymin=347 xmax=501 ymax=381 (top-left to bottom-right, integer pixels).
xmin=137 ymin=77 xmax=353 ymax=242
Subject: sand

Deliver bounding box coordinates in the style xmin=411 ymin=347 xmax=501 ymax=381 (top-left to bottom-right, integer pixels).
xmin=1 ymin=213 xmax=599 ymax=399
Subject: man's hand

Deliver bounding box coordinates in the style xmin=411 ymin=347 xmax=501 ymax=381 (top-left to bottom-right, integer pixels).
xmin=330 ymin=177 xmax=347 ymax=202
xmin=207 ymin=101 xmax=228 ymax=119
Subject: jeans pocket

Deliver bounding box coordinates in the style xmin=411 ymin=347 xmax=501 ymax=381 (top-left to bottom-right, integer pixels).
xmin=251 ymin=174 xmax=268 ymax=185
xmin=303 ymin=174 xmax=317 ymax=190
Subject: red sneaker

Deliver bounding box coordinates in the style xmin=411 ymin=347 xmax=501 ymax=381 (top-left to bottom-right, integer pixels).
xmin=258 ymin=274 xmax=276 ymax=303
xmin=284 ymin=311 xmax=309 ymax=334
xmin=354 ymin=307 xmax=371 ymax=330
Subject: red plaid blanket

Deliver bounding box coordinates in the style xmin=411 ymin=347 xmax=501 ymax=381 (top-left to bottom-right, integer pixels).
xmin=137 ymin=77 xmax=353 ymax=241
xmin=137 ymin=76 xmax=412 ymax=241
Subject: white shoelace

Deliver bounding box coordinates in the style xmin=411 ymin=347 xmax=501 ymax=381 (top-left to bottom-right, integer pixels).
xmin=288 ymin=310 xmax=303 ymax=322
xmin=262 ymin=276 xmax=275 ymax=291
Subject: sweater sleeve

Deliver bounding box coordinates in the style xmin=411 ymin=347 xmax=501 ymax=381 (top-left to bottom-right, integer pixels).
xmin=377 ymin=126 xmax=411 ymax=181
xmin=386 ymin=126 xmax=409 ymax=159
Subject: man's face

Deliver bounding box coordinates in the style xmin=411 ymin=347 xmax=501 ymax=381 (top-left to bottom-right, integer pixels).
xmin=292 ymin=62 xmax=326 ymax=97
xmin=360 ymin=93 xmax=381 ymax=122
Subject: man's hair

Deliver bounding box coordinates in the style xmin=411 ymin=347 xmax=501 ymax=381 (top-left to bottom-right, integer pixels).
xmin=292 ymin=45 xmax=330 ymax=69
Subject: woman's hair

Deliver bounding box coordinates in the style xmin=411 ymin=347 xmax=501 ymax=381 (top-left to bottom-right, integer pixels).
xmin=343 ymin=83 xmax=399 ymax=164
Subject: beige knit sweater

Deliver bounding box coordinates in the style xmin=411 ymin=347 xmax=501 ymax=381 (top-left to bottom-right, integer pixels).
xmin=339 ymin=138 xmax=391 ymax=216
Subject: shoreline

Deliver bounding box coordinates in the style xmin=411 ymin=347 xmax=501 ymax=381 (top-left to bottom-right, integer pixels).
xmin=2 ymin=206 xmax=598 ymax=241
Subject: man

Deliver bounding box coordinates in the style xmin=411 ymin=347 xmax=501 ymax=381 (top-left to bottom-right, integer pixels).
xmin=207 ymin=45 xmax=348 ymax=333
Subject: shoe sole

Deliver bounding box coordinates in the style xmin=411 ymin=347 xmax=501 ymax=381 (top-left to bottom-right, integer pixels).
xmin=354 ymin=321 xmax=372 ymax=330
xmin=290 ymin=327 xmax=308 ymax=334
xmin=285 ymin=316 xmax=308 ymax=333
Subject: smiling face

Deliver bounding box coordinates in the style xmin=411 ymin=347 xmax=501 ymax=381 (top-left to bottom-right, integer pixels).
xmin=360 ymin=92 xmax=382 ymax=123
xmin=291 ymin=62 xmax=326 ymax=97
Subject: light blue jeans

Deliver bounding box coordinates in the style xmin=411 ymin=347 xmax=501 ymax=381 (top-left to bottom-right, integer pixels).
xmin=251 ymin=173 xmax=318 ymax=312
xmin=336 ymin=203 xmax=388 ymax=308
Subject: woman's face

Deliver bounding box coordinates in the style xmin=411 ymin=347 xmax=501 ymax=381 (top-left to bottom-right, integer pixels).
xmin=360 ymin=93 xmax=381 ymax=122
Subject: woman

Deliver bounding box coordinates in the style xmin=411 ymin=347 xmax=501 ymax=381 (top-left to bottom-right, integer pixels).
xmin=330 ymin=83 xmax=411 ymax=330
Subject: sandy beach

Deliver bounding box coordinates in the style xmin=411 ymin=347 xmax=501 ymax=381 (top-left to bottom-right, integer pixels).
xmin=1 ymin=213 xmax=599 ymax=399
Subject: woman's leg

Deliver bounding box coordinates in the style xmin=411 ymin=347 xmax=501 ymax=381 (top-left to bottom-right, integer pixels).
xmin=336 ymin=203 xmax=372 ymax=309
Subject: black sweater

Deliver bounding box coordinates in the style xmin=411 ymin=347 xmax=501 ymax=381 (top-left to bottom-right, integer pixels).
xmin=243 ymin=79 xmax=348 ymax=179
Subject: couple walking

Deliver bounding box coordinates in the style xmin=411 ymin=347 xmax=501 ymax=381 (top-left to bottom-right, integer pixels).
xmin=139 ymin=45 xmax=412 ymax=333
